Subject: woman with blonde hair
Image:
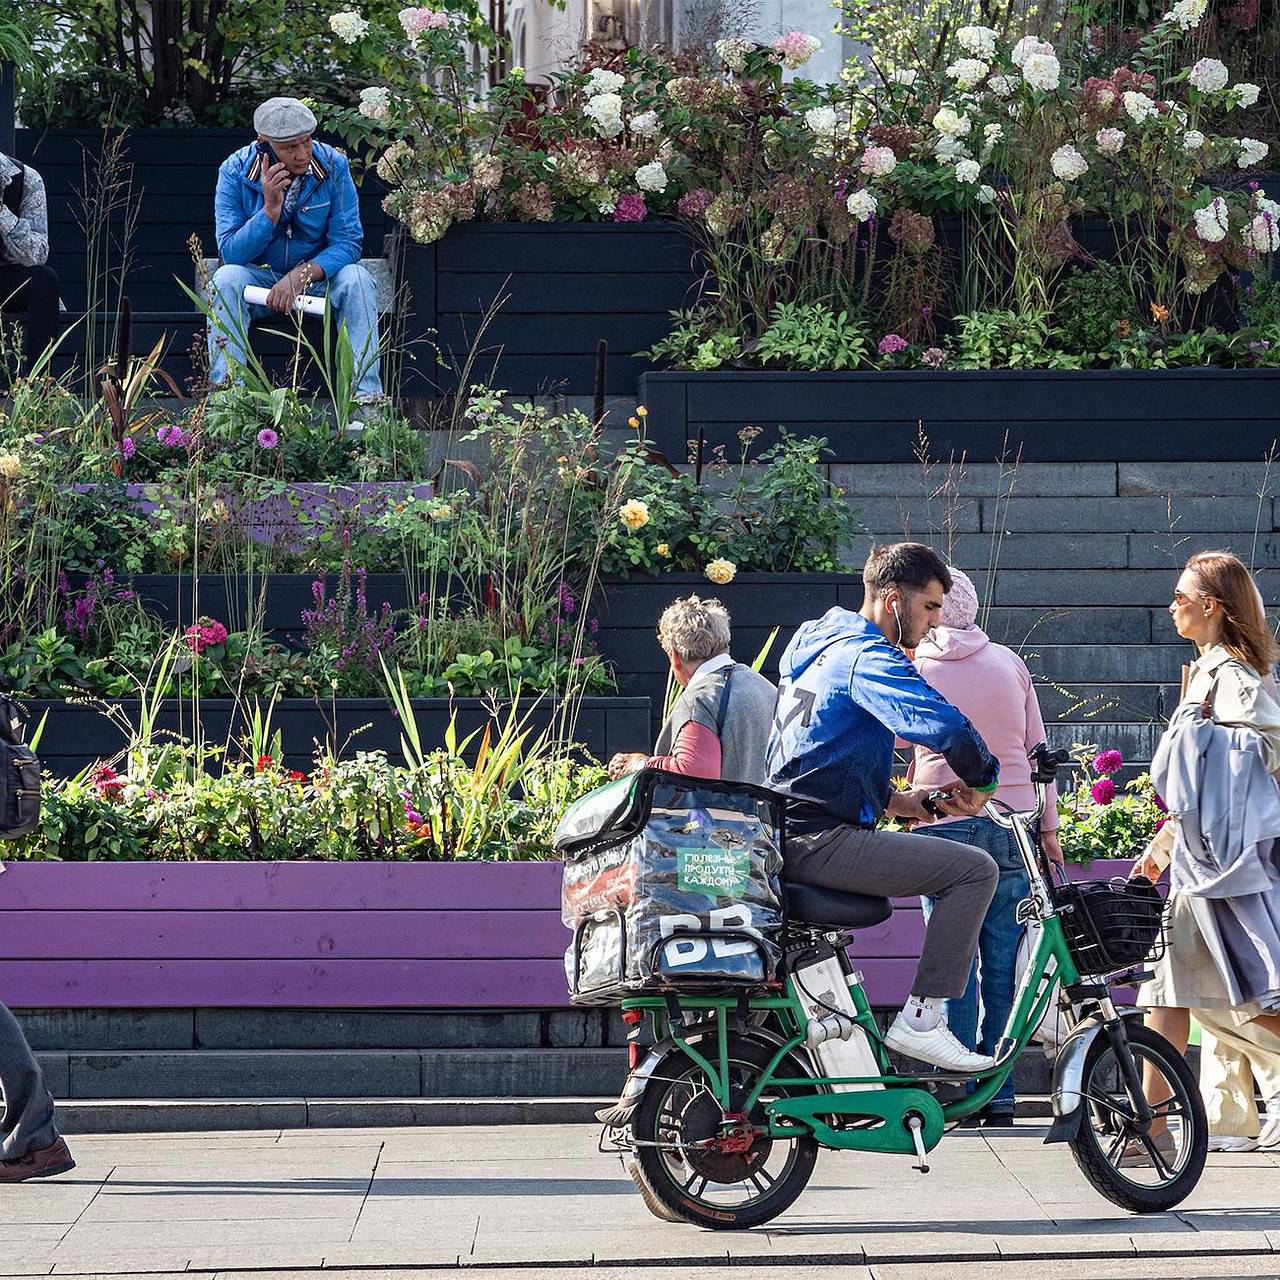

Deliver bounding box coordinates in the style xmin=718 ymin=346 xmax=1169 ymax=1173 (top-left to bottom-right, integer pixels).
xmin=1131 ymin=550 xmax=1280 ymax=1161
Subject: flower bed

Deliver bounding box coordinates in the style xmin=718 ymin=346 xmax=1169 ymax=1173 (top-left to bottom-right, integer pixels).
xmin=637 ymin=367 xmax=1280 ymax=463
xmin=0 ymin=858 xmax=1138 ymax=1010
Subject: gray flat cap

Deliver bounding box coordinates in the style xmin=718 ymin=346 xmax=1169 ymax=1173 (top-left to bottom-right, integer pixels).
xmin=253 ymin=97 xmax=317 ymax=142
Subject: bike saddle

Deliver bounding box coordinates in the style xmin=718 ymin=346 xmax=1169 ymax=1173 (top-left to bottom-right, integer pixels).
xmin=784 ymin=882 xmax=893 ymax=928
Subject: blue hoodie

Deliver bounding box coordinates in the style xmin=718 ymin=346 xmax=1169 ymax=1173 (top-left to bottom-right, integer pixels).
xmin=214 ymin=141 xmax=364 ymax=281
xmin=766 ymin=607 xmax=998 ymax=829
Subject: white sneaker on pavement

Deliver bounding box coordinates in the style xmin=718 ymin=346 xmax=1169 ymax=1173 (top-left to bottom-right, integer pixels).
xmin=1207 ymin=1134 xmax=1257 ymax=1152
xmin=883 ymin=1013 xmax=997 ymax=1072
xmin=1256 ymin=1098 xmax=1280 ymax=1149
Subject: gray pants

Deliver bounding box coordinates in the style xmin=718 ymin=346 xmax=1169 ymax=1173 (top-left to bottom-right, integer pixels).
xmin=786 ymin=825 xmax=999 ymax=999
xmin=0 ymin=1002 xmax=56 ymax=1159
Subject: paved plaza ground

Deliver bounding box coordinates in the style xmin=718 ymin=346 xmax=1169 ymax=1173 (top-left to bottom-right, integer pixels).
xmin=4 ymin=1121 xmax=1280 ymax=1277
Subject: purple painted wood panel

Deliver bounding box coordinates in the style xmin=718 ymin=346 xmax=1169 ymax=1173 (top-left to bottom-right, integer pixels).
xmin=0 ymin=859 xmax=1134 ymax=1009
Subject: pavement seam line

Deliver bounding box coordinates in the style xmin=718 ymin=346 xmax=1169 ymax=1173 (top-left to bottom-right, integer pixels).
xmin=345 ymin=1139 xmax=386 ymax=1245
xmin=978 ymin=1132 xmax=1056 ymax=1226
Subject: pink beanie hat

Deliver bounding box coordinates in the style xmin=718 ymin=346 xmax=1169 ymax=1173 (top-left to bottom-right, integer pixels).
xmin=940 ymin=566 xmax=979 ymax=630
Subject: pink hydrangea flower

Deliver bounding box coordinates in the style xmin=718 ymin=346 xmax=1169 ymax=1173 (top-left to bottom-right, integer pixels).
xmin=1091 ymin=777 xmax=1116 ymax=806
xmin=257 ymin=428 xmax=279 ymax=450
xmin=184 ymin=617 xmax=228 ymax=654
xmin=156 ymin=423 xmax=187 ymax=448
xmin=121 ymin=436 xmax=136 ymax=460
xmin=1092 ymin=748 xmax=1123 ymax=775
xmin=772 ymin=30 xmax=821 ymax=68
xmin=920 ymin=347 xmax=947 ymax=368
xmin=878 ymin=333 xmax=909 ymax=356
xmin=399 ymin=6 xmax=448 ymax=37
xmin=614 ymin=193 xmax=648 ymax=222
xmin=678 ymin=187 xmax=713 ymax=219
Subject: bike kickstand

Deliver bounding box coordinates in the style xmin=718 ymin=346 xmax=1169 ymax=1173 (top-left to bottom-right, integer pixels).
xmin=907 ymin=1115 xmax=930 ymax=1174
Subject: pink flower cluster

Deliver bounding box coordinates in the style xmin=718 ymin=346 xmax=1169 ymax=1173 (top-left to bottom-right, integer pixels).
xmin=1091 ymin=778 xmax=1116 ymax=805
xmin=678 ymin=188 xmax=713 ymax=219
xmin=90 ymin=763 xmax=124 ymax=802
xmin=614 ymin=193 xmax=648 ymax=222
xmin=184 ymin=616 xmax=229 ymax=654
xmin=156 ymin=423 xmax=188 ymax=449
xmin=1092 ymin=748 xmax=1123 ymax=775
xmin=878 ymin=333 xmax=909 ymax=356
xmin=399 ymin=6 xmax=448 ymax=37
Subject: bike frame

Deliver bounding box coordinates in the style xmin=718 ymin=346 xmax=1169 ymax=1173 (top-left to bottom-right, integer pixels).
xmin=619 ymin=791 xmax=1088 ymax=1154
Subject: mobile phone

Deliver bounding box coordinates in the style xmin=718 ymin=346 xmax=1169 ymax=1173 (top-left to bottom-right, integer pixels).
xmin=256 ymin=139 xmax=279 ymax=169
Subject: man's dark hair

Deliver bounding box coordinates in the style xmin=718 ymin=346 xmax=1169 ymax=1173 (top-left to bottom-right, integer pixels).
xmin=862 ymin=542 xmax=952 ymax=598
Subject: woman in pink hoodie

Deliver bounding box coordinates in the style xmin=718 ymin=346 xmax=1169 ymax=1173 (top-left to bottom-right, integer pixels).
xmin=911 ymin=567 xmax=1063 ymax=1124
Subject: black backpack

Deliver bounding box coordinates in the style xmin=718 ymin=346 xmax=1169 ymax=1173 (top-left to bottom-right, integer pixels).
xmin=0 ymin=695 xmax=40 ymax=838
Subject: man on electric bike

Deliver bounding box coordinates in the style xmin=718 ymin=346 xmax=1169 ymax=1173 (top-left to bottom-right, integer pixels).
xmin=767 ymin=542 xmax=1003 ymax=1072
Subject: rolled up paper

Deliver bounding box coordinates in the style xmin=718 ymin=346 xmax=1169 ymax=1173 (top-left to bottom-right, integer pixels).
xmin=243 ymin=284 xmax=328 ymax=317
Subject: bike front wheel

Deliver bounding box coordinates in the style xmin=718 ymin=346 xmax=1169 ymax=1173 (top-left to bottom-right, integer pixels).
xmin=630 ymin=1032 xmax=818 ymax=1230
xmin=1068 ymin=1021 xmax=1207 ymax=1213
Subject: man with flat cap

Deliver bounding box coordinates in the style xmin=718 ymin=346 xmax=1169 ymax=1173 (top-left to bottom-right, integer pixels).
xmin=208 ymin=96 xmax=383 ymax=402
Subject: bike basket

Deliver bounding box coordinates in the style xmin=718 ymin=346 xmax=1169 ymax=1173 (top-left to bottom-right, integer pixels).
xmin=556 ymin=769 xmax=786 ymax=1005
xmin=1052 ymin=876 xmax=1166 ymax=975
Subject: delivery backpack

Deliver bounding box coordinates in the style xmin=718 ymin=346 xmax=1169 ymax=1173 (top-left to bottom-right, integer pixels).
xmin=556 ymin=768 xmax=785 ymax=1005
xmin=0 ymin=695 xmax=40 ymax=839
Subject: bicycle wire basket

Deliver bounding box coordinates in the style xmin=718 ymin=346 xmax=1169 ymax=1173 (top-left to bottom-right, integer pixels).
xmin=1051 ymin=876 xmax=1167 ymax=975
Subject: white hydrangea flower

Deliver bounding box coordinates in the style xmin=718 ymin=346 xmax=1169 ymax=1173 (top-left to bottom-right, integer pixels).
xmin=773 ymin=31 xmax=821 ymax=69
xmin=934 ymin=134 xmax=971 ymax=162
xmin=330 ymin=10 xmax=369 ymax=42
xmin=629 ymin=110 xmax=661 ymax=138
xmin=1123 ymin=91 xmax=1158 ymax=123
xmin=804 ymin=105 xmax=840 ymax=137
xmin=988 ymin=74 xmax=1017 ymax=97
xmin=584 ymin=92 xmax=624 ymax=138
xmin=932 ymin=106 xmax=972 ymax=137
xmin=860 ymin=145 xmax=898 ymax=177
xmin=1096 ymin=127 xmax=1125 ymax=155
xmin=977 ymin=184 xmax=997 ymax=203
xmin=957 ymin=25 xmax=998 ymax=59
xmin=1245 ymin=211 xmax=1280 ymax=253
xmin=358 ymin=86 xmax=391 ymax=119
xmin=1239 ymin=137 xmax=1271 ymax=168
xmin=595 ymin=188 xmax=617 ymax=214
xmin=1022 ymin=52 xmax=1061 ymax=92
xmin=634 ymin=161 xmax=668 ymax=193
xmin=1163 ymin=0 xmax=1208 ymax=29
xmin=846 ymin=189 xmax=878 ymax=221
xmin=1051 ymin=144 xmax=1088 ymax=180
xmin=714 ymin=38 xmax=754 ymax=72
xmin=955 ymin=159 xmax=981 ymax=183
xmin=1194 ymin=197 xmax=1229 ymax=242
xmin=1182 ymin=129 xmax=1206 ymax=150
xmin=1233 ymin=82 xmax=1262 ymax=108
xmin=584 ymin=68 xmax=626 ymax=97
xmin=1188 ymin=58 xmax=1229 ymax=93
xmin=1012 ymin=36 xmax=1054 ymax=67
xmin=947 ymin=58 xmax=989 ymax=89
xmin=890 ymin=68 xmax=918 ymax=86
xmin=1257 ymin=192 xmax=1280 ymax=220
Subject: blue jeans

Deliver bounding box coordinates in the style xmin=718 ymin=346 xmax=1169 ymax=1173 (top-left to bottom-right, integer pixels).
xmin=206 ymin=262 xmax=383 ymax=399
xmin=0 ymin=1001 xmax=56 ymax=1159
xmin=922 ymin=817 xmax=1030 ymax=1112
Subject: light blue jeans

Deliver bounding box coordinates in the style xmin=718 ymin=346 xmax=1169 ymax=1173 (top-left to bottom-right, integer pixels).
xmin=206 ymin=262 xmax=383 ymax=399
xmin=923 ymin=817 xmax=1030 ymax=1112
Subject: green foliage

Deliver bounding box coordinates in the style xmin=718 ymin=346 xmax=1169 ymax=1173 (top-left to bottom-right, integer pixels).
xmin=1056 ymin=745 xmax=1166 ymax=865
xmin=949 ymin=310 xmax=1081 ymax=370
xmin=753 ymin=305 xmax=873 ymax=372
xmin=1053 ymin=264 xmax=1142 ymax=360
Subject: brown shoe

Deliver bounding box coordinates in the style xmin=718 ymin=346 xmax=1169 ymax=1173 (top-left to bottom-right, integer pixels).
xmin=0 ymin=1136 xmax=76 ymax=1182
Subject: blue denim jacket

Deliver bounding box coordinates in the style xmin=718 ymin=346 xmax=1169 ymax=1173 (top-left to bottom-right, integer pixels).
xmin=767 ymin=608 xmax=998 ymax=829
xmin=214 ymin=141 xmax=363 ymax=281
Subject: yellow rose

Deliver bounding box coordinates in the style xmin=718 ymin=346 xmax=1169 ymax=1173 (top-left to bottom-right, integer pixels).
xmin=656 ymin=543 xmax=670 ymax=557
xmin=636 ymin=404 xmax=648 ymax=417
xmin=0 ymin=453 xmax=20 ymax=480
xmin=705 ymin=557 xmax=736 ymax=585
xmin=619 ymin=498 xmax=650 ymax=531
xmin=430 ymin=503 xmax=454 ymax=521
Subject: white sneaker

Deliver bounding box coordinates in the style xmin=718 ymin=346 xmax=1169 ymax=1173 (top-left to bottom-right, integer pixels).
xmin=1256 ymin=1098 xmax=1280 ymax=1149
xmin=1207 ymin=1134 xmax=1258 ymax=1152
xmin=883 ymin=1013 xmax=997 ymax=1072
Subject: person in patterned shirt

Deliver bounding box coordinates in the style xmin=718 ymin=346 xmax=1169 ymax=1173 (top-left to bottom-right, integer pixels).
xmin=0 ymin=152 xmax=58 ymax=382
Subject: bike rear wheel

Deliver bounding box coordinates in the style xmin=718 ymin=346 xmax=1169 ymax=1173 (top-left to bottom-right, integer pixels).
xmin=1068 ymin=1021 xmax=1207 ymax=1213
xmin=631 ymin=1032 xmax=818 ymax=1230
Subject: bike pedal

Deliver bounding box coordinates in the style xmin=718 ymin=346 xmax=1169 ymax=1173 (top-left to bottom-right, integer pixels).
xmin=907 ymin=1114 xmax=930 ymax=1173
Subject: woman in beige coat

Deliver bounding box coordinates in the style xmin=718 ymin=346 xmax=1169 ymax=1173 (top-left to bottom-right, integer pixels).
xmin=1132 ymin=551 xmax=1280 ymax=1160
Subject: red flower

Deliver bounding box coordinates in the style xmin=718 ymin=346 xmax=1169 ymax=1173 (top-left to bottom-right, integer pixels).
xmin=90 ymin=763 xmax=124 ymax=802
xmin=1091 ymin=778 xmax=1116 ymax=806
xmin=287 ymin=770 xmax=307 ymax=784
xmin=256 ymin=754 xmax=274 ymax=773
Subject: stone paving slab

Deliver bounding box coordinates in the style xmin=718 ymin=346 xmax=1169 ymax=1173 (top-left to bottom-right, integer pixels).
xmin=1 ymin=1122 xmax=1280 ymax=1275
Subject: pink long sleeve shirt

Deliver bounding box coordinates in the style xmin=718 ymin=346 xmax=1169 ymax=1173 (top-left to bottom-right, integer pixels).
xmin=909 ymin=625 xmax=1059 ymax=830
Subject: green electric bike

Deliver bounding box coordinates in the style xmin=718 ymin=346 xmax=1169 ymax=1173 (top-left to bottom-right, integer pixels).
xmin=601 ymin=747 xmax=1207 ymax=1229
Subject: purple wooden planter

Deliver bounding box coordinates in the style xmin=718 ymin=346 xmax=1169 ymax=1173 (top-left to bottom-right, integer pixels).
xmin=0 ymin=858 xmax=1135 ymax=1011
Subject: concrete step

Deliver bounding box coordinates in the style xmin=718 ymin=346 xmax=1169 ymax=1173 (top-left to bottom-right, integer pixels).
xmin=36 ymin=1047 xmax=627 ymax=1101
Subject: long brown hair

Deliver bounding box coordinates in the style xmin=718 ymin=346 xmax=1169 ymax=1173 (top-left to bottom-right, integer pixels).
xmin=1186 ymin=551 xmax=1280 ymax=675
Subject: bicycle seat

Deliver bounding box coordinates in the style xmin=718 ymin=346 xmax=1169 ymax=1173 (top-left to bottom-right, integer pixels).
xmin=784 ymin=882 xmax=894 ymax=928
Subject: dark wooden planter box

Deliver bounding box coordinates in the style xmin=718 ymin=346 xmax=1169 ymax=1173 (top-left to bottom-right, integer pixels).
xmin=638 ymin=368 xmax=1280 ymax=464
xmin=399 ymin=221 xmax=702 ymax=397
xmin=13 ymin=127 xmax=390 ymax=314
xmin=28 ymin=696 xmax=649 ymax=778
xmin=0 ymin=858 xmax=1136 ymax=1010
